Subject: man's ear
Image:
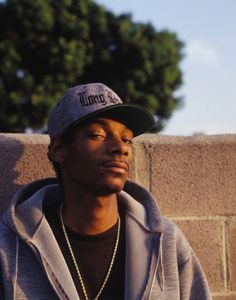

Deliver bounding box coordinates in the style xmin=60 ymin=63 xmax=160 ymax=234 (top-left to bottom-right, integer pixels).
xmin=48 ymin=137 xmax=67 ymax=164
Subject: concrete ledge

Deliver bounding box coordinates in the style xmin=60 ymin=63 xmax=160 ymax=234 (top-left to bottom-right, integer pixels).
xmin=0 ymin=133 xmax=236 ymax=298
xmin=0 ymin=133 xmax=54 ymax=214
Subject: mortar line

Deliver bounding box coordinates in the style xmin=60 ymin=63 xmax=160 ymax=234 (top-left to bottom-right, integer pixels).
xmin=225 ymin=221 xmax=231 ymax=292
xmin=134 ymin=143 xmax=142 ymax=184
xmin=211 ymin=291 xmax=236 ymax=296
xmin=134 ymin=144 xmax=138 ymax=183
xmin=222 ymin=220 xmax=229 ymax=291
xmin=148 ymin=146 xmax=152 ymax=192
xmin=143 ymin=142 xmax=152 ymax=192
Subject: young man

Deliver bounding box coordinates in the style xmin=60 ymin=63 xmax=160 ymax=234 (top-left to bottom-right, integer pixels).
xmin=0 ymin=83 xmax=212 ymax=299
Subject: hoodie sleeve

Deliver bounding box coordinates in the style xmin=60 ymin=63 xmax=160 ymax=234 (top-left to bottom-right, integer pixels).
xmin=178 ymin=251 xmax=212 ymax=300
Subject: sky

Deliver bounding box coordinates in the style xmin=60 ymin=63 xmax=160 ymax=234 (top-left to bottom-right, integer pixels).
xmin=95 ymin=0 xmax=236 ymax=135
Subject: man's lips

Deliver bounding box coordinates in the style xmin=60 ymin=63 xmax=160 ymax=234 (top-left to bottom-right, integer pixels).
xmin=101 ymin=160 xmax=129 ymax=174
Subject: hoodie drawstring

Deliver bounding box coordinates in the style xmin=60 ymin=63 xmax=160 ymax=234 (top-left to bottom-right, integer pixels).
xmin=13 ymin=236 xmax=19 ymax=300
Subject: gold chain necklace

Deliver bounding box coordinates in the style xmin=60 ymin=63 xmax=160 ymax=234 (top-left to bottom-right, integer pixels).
xmin=59 ymin=204 xmax=121 ymax=300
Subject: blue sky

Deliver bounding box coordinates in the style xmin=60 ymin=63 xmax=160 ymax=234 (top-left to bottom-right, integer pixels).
xmin=95 ymin=0 xmax=236 ymax=135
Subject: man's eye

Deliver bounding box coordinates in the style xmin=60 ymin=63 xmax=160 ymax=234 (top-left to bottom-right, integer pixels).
xmin=123 ymin=137 xmax=133 ymax=144
xmin=89 ymin=133 xmax=106 ymax=139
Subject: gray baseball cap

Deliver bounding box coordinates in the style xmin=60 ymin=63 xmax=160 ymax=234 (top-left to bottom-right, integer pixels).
xmin=47 ymin=83 xmax=155 ymax=139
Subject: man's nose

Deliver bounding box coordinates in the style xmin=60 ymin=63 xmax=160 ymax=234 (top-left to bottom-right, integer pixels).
xmin=109 ymin=137 xmax=129 ymax=157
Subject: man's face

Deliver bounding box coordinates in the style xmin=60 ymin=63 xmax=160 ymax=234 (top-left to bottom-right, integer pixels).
xmin=61 ymin=118 xmax=133 ymax=195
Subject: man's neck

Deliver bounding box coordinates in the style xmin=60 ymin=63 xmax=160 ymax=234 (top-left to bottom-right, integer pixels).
xmin=61 ymin=188 xmax=119 ymax=235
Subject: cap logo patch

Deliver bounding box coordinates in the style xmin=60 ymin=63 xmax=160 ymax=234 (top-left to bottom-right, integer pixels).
xmin=78 ymin=88 xmax=121 ymax=107
xmin=105 ymin=89 xmax=121 ymax=104
xmin=78 ymin=92 xmax=106 ymax=106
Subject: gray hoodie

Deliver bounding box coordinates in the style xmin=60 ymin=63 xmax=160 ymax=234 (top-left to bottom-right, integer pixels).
xmin=0 ymin=178 xmax=212 ymax=300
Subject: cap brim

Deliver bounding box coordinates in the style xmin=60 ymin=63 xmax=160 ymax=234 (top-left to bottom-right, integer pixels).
xmin=69 ymin=103 xmax=155 ymax=137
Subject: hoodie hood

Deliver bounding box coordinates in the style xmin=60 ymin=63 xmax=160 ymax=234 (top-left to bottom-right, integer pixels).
xmin=2 ymin=178 xmax=59 ymax=241
xmin=2 ymin=178 xmax=163 ymax=241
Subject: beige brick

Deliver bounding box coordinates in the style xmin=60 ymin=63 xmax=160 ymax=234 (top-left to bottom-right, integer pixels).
xmin=175 ymin=220 xmax=224 ymax=292
xmin=139 ymin=134 xmax=236 ymax=217
xmin=0 ymin=134 xmax=54 ymax=215
xmin=228 ymin=222 xmax=236 ymax=291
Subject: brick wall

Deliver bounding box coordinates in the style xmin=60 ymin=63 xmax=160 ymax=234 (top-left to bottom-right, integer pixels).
xmin=0 ymin=133 xmax=236 ymax=299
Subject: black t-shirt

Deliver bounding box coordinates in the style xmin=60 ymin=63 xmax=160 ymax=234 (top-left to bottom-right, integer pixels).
xmin=45 ymin=201 xmax=125 ymax=300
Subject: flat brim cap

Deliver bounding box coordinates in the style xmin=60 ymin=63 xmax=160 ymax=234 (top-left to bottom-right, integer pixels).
xmin=48 ymin=83 xmax=155 ymax=138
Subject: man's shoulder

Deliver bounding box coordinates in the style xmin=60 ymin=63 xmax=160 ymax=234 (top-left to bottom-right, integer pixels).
xmin=161 ymin=216 xmax=187 ymax=238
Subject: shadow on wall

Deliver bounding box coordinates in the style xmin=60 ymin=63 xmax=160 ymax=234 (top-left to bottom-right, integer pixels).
xmin=0 ymin=135 xmax=25 ymax=216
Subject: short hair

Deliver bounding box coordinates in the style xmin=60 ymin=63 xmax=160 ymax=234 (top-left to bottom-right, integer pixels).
xmin=47 ymin=125 xmax=77 ymax=182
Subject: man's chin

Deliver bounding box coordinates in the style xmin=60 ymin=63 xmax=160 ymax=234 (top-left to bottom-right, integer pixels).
xmin=96 ymin=178 xmax=126 ymax=196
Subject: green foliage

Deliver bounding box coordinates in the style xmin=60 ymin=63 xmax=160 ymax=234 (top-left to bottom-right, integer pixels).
xmin=0 ymin=0 xmax=184 ymax=132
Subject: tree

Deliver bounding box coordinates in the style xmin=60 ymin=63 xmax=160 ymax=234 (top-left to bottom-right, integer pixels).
xmin=0 ymin=0 xmax=184 ymax=133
